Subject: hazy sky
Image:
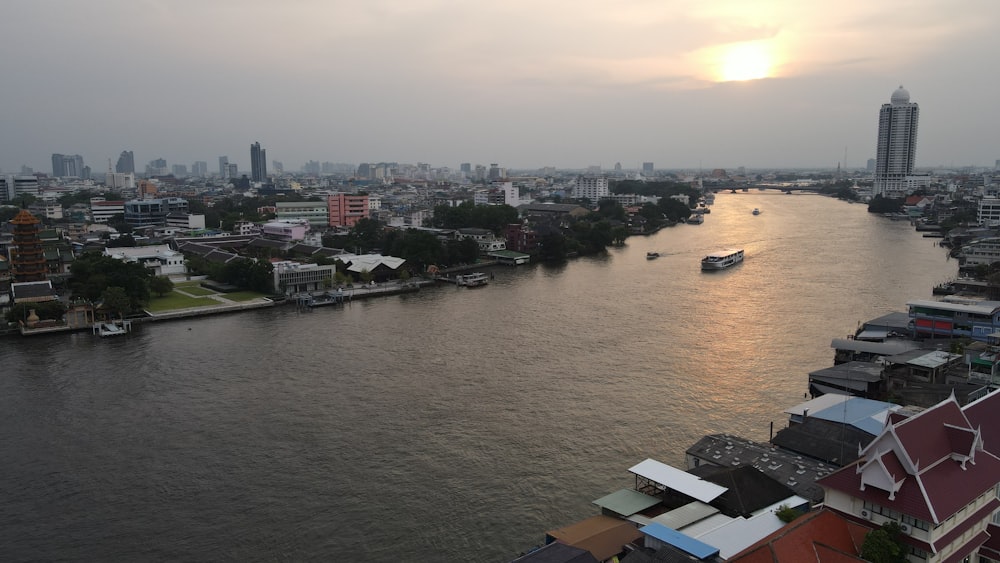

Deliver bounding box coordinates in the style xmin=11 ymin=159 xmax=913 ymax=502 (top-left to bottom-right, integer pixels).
xmin=2 ymin=0 xmax=998 ymax=173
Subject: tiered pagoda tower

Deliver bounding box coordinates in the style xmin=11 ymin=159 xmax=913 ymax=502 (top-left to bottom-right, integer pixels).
xmin=10 ymin=208 xmax=47 ymax=282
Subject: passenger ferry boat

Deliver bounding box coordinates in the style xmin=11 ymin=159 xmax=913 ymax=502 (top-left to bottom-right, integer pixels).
xmin=701 ymin=249 xmax=744 ymax=271
xmin=455 ymin=272 xmax=489 ymax=287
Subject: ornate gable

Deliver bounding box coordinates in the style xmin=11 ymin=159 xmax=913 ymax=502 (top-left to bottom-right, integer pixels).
xmin=942 ymin=423 xmax=979 ymax=467
xmin=858 ymin=450 xmax=906 ymax=499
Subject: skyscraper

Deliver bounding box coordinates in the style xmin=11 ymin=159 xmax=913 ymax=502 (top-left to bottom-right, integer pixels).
xmin=250 ymin=142 xmax=267 ymax=182
xmin=219 ymin=156 xmax=229 ymax=177
xmin=116 ymin=150 xmax=135 ymax=174
xmin=873 ymin=85 xmax=919 ymax=198
xmin=51 ymin=154 xmax=85 ymax=177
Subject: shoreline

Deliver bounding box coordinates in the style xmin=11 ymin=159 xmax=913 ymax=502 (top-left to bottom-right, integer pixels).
xmin=4 ymin=278 xmax=440 ymax=338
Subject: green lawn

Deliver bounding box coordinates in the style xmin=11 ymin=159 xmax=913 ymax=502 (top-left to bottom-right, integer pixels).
xmin=147 ymin=292 xmax=217 ymax=312
xmin=222 ymin=291 xmax=267 ymax=302
xmin=179 ymin=286 xmax=217 ymax=296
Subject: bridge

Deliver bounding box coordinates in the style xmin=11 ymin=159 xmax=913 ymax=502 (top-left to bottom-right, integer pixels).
xmin=717 ymin=183 xmax=826 ymax=193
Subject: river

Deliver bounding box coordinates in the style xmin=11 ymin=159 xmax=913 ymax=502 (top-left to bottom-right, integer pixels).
xmin=0 ymin=192 xmax=957 ymax=562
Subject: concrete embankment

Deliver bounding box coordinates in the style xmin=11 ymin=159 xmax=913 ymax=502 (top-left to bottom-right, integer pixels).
xmin=5 ymin=280 xmax=437 ymax=337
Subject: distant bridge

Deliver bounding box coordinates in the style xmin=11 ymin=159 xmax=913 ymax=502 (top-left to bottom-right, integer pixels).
xmin=718 ymin=183 xmax=825 ymax=193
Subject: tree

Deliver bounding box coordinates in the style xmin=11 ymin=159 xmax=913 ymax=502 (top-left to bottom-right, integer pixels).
xmin=611 ymin=225 xmax=629 ymax=246
xmin=220 ymin=258 xmax=273 ymax=293
xmin=538 ymin=232 xmax=568 ymax=262
xmin=774 ymin=504 xmax=801 ymax=523
xmin=860 ymin=523 xmax=908 ymax=563
xmin=106 ymin=234 xmax=137 ymax=248
xmin=387 ymin=229 xmax=443 ymax=271
xmin=106 ymin=214 xmax=134 ymax=235
xmin=150 ymin=276 xmax=175 ymax=297
xmin=101 ymin=286 xmax=132 ymax=319
xmin=597 ymin=200 xmax=627 ymax=222
xmin=867 ymin=195 xmax=903 ymax=214
xmin=70 ymin=252 xmax=152 ymax=311
xmin=658 ymin=197 xmax=692 ymax=223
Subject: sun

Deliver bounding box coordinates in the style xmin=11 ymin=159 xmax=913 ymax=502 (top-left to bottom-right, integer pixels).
xmin=718 ymin=42 xmax=774 ymax=82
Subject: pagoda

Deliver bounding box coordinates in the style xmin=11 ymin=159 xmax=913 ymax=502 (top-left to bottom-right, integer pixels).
xmin=10 ymin=208 xmax=47 ymax=282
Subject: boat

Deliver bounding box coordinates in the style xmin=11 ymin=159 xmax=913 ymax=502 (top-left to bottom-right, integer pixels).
xmin=686 ymin=214 xmax=704 ymax=225
xmin=455 ymin=272 xmax=489 ymax=287
xmin=701 ymin=249 xmax=744 ymax=271
xmin=752 ymin=208 xmax=760 ymax=215
xmin=646 ymin=252 xmax=660 ymax=260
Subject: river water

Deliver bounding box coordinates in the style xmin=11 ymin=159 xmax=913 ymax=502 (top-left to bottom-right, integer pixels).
xmin=0 ymin=192 xmax=956 ymax=562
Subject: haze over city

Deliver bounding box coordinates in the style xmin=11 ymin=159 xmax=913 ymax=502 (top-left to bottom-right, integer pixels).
xmin=2 ymin=0 xmax=998 ymax=172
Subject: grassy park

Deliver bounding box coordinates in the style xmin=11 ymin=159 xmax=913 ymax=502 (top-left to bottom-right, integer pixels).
xmin=145 ymin=281 xmax=271 ymax=312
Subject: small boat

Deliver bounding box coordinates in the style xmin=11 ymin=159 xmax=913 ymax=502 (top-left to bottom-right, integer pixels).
xmin=686 ymin=214 xmax=704 ymax=225
xmin=752 ymin=208 xmax=760 ymax=215
xmin=646 ymin=252 xmax=660 ymax=260
xmin=455 ymin=272 xmax=489 ymax=287
xmin=701 ymin=249 xmax=744 ymax=271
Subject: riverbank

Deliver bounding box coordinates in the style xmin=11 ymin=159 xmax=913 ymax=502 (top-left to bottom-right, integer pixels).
xmin=4 ymin=278 xmax=440 ymax=337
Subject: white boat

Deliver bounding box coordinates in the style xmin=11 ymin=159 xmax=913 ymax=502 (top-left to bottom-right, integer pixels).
xmin=752 ymin=208 xmax=760 ymax=215
xmin=455 ymin=272 xmax=489 ymax=287
xmin=701 ymin=249 xmax=744 ymax=271
xmin=686 ymin=214 xmax=704 ymax=225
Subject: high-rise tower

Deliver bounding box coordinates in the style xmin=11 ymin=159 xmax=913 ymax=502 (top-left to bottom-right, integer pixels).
xmin=250 ymin=142 xmax=267 ymax=183
xmin=116 ymin=150 xmax=135 ymax=174
xmin=873 ymin=85 xmax=919 ymax=198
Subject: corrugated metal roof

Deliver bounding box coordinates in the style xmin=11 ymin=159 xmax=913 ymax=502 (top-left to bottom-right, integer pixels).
xmin=591 ymin=489 xmax=661 ymax=517
xmin=811 ymin=397 xmax=899 ymax=436
xmin=830 ymin=338 xmax=920 ymax=355
xmin=628 ymin=459 xmax=728 ymax=503
xmin=676 ymin=513 xmax=733 ymax=537
xmin=907 ymin=350 xmax=961 ymax=368
xmin=695 ymin=512 xmax=785 ymax=559
xmin=639 ymin=523 xmax=720 ymax=560
xmin=783 ymin=394 xmax=850 ymax=416
xmin=650 ymin=501 xmax=719 ymax=530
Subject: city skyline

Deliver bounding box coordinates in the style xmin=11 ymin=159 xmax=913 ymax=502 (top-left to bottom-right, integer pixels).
xmin=2 ymin=1 xmax=998 ymax=173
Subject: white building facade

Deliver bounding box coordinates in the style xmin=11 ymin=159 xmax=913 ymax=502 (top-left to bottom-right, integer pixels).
xmin=873 ymin=86 xmax=920 ymax=199
xmin=103 ymin=245 xmax=187 ymax=277
xmin=574 ymin=176 xmax=609 ymax=202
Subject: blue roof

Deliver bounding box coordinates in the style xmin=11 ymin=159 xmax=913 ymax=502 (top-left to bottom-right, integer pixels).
xmin=811 ymin=397 xmax=895 ymax=435
xmin=639 ymin=522 xmax=719 ymax=559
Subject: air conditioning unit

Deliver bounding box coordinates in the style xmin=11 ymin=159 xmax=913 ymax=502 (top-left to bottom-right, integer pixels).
xmin=860 ymin=510 xmax=871 ymax=519
xmin=900 ymin=524 xmax=910 ymax=533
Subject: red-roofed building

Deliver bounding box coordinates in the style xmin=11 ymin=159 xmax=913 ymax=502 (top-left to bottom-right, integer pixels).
xmin=818 ymin=395 xmax=1000 ymax=562
xmin=728 ymin=509 xmax=870 ymax=562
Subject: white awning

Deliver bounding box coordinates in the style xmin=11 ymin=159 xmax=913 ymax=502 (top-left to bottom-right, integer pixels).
xmin=628 ymin=459 xmax=728 ymax=503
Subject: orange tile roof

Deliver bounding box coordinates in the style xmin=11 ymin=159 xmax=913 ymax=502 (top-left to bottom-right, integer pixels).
xmin=728 ymin=509 xmax=871 ymax=563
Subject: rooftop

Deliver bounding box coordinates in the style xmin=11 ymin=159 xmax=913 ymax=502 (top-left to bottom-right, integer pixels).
xmin=685 ymin=434 xmax=837 ymax=503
